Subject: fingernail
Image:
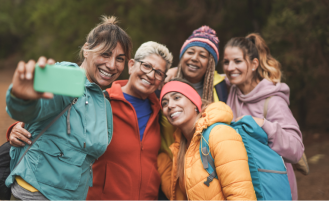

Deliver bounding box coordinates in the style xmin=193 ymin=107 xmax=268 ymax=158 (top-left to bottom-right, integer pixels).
xmin=26 ymin=73 xmax=32 ymax=79
xmin=28 ymin=134 xmax=31 ymax=138
xmin=20 ymin=74 xmax=24 ymax=79
xmin=28 ymin=141 xmax=31 ymax=145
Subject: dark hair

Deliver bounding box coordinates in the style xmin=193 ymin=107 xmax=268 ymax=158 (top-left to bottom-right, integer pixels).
xmin=166 ymin=78 xmax=210 ymax=191
xmin=79 ymin=16 xmax=132 ymax=62
xmin=224 ymin=33 xmax=281 ymax=83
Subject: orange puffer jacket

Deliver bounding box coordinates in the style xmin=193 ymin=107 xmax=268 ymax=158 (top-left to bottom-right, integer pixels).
xmin=157 ymin=102 xmax=257 ymax=200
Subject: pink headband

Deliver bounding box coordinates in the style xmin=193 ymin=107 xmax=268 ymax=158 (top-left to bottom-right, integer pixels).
xmin=160 ymin=81 xmax=202 ymax=112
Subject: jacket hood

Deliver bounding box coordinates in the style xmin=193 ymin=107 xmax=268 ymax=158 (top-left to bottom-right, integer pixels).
xmin=195 ymin=101 xmax=233 ymax=135
xmin=231 ymin=79 xmax=290 ymax=105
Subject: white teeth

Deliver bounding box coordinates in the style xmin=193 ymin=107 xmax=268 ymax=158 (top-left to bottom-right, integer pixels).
xmin=142 ymin=79 xmax=151 ymax=85
xmin=230 ymin=73 xmax=240 ymax=77
xmin=99 ymin=69 xmax=112 ymax=77
xmin=188 ymin=64 xmax=198 ymax=69
xmin=170 ymin=111 xmax=182 ymax=118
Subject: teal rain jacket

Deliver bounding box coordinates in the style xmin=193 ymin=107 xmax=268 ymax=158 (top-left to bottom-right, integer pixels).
xmin=5 ymin=62 xmax=113 ymax=200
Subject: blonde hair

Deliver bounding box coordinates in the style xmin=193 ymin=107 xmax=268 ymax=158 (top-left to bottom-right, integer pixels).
xmin=134 ymin=41 xmax=173 ymax=71
xmin=79 ymin=15 xmax=132 ymax=62
xmin=224 ymin=33 xmax=281 ymax=83
xmin=176 ymin=54 xmax=215 ymax=102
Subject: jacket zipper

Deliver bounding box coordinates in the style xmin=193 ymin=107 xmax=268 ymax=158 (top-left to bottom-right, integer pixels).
xmin=124 ymin=100 xmax=143 ymax=199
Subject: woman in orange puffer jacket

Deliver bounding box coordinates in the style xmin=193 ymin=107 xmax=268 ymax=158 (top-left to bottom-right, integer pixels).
xmin=158 ymin=78 xmax=256 ymax=200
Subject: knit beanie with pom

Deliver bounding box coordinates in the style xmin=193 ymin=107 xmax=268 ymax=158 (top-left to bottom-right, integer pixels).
xmin=179 ymin=26 xmax=220 ymax=65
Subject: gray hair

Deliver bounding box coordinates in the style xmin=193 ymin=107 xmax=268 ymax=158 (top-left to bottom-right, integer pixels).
xmin=134 ymin=41 xmax=173 ymax=71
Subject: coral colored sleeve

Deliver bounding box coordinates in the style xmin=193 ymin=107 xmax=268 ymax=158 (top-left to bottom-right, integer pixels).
xmin=157 ymin=152 xmax=173 ymax=200
xmin=262 ymin=96 xmax=304 ymax=164
xmin=6 ymin=122 xmax=19 ymax=141
xmin=210 ymin=125 xmax=257 ymax=200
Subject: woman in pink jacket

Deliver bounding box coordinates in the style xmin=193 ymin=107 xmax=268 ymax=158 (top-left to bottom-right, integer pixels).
xmin=222 ymin=33 xmax=304 ymax=200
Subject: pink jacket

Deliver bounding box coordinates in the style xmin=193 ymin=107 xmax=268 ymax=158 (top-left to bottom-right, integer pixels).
xmin=227 ymin=78 xmax=304 ymax=200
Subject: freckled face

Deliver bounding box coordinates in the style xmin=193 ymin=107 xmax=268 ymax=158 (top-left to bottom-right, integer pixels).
xmin=161 ymin=92 xmax=198 ymax=128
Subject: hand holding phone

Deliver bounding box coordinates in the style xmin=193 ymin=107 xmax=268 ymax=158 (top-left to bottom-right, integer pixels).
xmin=33 ymin=64 xmax=86 ymax=97
xmin=11 ymin=57 xmax=55 ymax=100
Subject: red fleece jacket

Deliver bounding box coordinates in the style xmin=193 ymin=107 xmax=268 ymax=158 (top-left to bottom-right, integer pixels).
xmin=6 ymin=80 xmax=162 ymax=200
xmin=86 ymin=80 xmax=161 ymax=200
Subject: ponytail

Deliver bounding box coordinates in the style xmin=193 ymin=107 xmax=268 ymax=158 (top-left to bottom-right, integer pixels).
xmin=224 ymin=33 xmax=281 ymax=83
xmin=246 ymin=33 xmax=281 ymax=83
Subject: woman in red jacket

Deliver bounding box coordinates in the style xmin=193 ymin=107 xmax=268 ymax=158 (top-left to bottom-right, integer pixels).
xmin=7 ymin=41 xmax=173 ymax=200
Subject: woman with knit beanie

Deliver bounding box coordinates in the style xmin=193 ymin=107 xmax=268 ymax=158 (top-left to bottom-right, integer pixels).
xmin=159 ymin=26 xmax=226 ymax=158
xmin=157 ymin=78 xmax=256 ymax=200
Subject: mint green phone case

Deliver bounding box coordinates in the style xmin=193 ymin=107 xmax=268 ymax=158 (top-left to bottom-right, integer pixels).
xmin=34 ymin=64 xmax=86 ymax=97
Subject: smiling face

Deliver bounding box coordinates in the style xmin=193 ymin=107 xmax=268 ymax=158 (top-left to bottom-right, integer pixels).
xmin=180 ymin=46 xmax=210 ymax=83
xmin=223 ymin=46 xmax=258 ymax=90
xmin=161 ymin=92 xmax=198 ymax=129
xmin=125 ymin=54 xmax=167 ymax=99
xmin=82 ymin=42 xmax=125 ymax=89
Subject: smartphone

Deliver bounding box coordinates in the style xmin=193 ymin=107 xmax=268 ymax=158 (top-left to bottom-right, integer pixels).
xmin=34 ymin=64 xmax=86 ymax=97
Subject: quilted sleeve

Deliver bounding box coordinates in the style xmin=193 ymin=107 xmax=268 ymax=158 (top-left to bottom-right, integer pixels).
xmin=209 ymin=125 xmax=257 ymax=200
xmin=157 ymin=152 xmax=173 ymax=200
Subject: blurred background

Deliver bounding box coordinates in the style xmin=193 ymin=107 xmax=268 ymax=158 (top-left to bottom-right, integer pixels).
xmin=0 ymin=0 xmax=328 ymax=198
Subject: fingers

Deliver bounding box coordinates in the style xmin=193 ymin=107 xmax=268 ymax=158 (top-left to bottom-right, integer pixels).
xmin=37 ymin=56 xmax=47 ymax=67
xmin=40 ymin=92 xmax=54 ymax=99
xmin=25 ymin=60 xmax=36 ymax=80
xmin=47 ymin=58 xmax=55 ymax=65
xmin=16 ymin=61 xmax=26 ymax=80
xmin=15 ymin=122 xmax=31 ymax=138
xmin=9 ymin=133 xmax=27 ymax=147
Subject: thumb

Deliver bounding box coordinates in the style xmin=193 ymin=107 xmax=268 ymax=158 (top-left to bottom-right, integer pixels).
xmin=39 ymin=92 xmax=54 ymax=99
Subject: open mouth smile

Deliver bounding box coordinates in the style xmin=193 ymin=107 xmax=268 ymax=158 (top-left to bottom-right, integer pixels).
xmin=99 ymin=68 xmax=114 ymax=79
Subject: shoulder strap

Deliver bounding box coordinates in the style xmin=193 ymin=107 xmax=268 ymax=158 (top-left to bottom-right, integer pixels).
xmin=214 ymin=81 xmax=228 ymax=103
xmin=263 ymin=96 xmax=272 ymax=119
xmin=13 ymin=98 xmax=78 ymax=170
xmin=200 ymin=122 xmax=227 ymax=186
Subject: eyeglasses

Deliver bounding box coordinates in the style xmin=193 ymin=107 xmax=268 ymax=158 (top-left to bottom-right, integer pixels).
xmin=135 ymin=60 xmax=167 ymax=81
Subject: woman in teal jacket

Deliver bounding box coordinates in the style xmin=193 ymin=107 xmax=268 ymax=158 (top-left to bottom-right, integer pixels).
xmin=5 ymin=16 xmax=132 ymax=200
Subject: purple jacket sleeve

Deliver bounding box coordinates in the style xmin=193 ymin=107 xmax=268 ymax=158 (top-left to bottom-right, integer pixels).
xmin=261 ymin=96 xmax=304 ymax=164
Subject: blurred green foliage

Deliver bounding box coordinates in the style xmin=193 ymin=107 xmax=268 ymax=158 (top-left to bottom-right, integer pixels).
xmin=0 ymin=0 xmax=328 ymax=130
